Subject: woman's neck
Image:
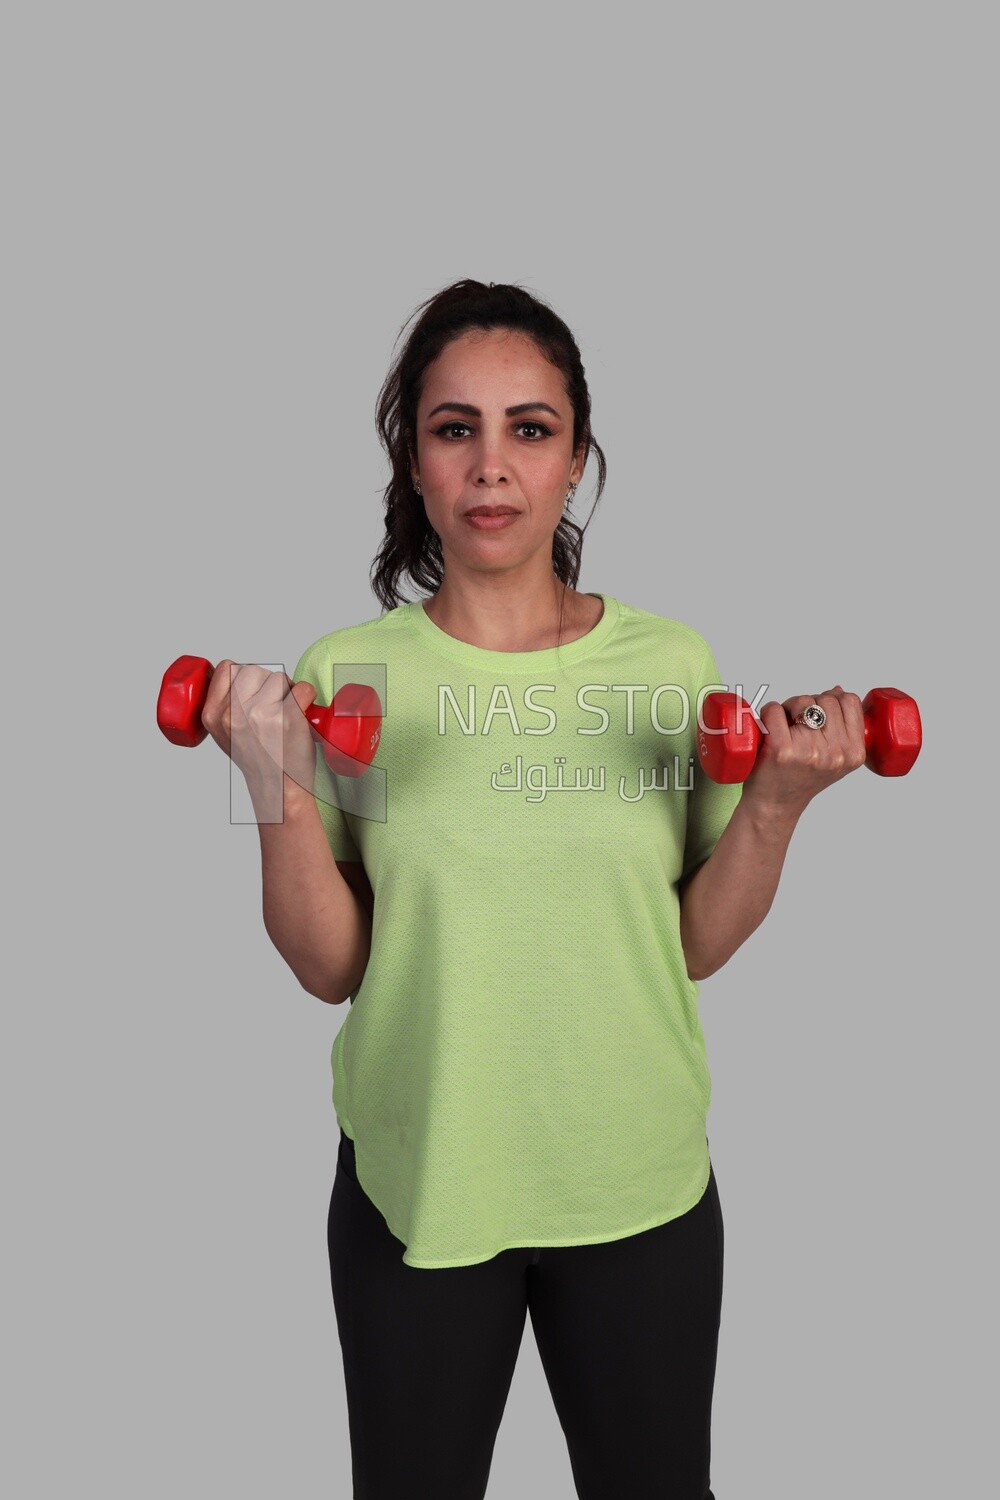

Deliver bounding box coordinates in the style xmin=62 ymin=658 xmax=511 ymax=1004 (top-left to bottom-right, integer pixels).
xmin=421 ymin=580 xmax=602 ymax=653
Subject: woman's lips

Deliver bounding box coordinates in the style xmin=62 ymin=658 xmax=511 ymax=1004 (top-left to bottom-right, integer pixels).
xmin=464 ymin=511 xmax=520 ymax=530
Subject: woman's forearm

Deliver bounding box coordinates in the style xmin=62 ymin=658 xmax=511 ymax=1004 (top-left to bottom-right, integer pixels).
xmin=679 ymin=684 xmax=873 ymax=980
xmin=253 ymin=778 xmax=372 ymax=1004
xmin=678 ymin=794 xmax=806 ymax=981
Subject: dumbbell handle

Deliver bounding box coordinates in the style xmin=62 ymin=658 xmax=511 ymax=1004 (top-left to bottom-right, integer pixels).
xmin=156 ymin=655 xmax=382 ymax=777
xmin=697 ymin=686 xmax=922 ymax=784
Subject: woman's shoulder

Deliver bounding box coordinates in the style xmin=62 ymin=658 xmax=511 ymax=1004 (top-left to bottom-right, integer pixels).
xmin=612 ymin=596 xmax=717 ymax=662
xmin=294 ymin=603 xmax=412 ymax=678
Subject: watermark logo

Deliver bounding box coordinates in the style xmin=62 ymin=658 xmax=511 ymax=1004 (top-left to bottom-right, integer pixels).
xmin=224 ymin=670 xmax=768 ymax=824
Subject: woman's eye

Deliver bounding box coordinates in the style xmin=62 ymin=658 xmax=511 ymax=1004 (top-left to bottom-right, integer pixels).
xmin=433 ymin=422 xmax=552 ymax=441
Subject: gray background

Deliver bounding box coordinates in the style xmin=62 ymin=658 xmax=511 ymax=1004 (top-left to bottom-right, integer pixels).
xmin=5 ymin=2 xmax=995 ymax=1495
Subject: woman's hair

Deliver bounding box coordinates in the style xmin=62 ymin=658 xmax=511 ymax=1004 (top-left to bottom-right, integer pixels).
xmin=370 ymin=278 xmax=607 ymax=615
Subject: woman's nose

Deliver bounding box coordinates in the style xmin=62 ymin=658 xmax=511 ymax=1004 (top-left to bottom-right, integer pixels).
xmin=474 ymin=463 xmax=508 ymax=487
xmin=470 ymin=438 xmax=509 ymax=487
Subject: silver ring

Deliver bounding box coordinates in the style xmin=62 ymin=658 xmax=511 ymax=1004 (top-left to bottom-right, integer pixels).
xmin=795 ymin=703 xmax=827 ymax=730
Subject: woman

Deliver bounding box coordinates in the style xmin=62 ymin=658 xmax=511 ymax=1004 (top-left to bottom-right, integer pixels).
xmin=203 ymin=279 xmax=867 ymax=1499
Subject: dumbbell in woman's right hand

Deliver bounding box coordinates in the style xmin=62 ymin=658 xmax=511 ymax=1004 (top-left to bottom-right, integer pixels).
xmin=157 ymin=655 xmax=382 ymax=789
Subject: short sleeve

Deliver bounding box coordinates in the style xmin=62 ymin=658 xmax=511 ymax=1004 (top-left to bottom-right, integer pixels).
xmin=293 ymin=641 xmax=364 ymax=863
xmin=680 ymin=642 xmax=743 ymax=883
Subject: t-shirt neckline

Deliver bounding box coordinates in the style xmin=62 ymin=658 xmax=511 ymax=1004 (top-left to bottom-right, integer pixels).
xmin=403 ymin=593 xmax=620 ymax=670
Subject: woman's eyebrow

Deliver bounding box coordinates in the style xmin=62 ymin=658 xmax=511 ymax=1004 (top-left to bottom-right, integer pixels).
xmin=426 ymin=401 xmax=562 ymax=419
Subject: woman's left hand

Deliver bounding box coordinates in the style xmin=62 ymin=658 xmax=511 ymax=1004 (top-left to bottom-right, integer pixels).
xmin=740 ymin=685 xmax=868 ymax=816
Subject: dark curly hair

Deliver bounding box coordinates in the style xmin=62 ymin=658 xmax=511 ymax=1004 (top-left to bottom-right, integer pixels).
xmin=370 ymin=278 xmax=608 ymax=621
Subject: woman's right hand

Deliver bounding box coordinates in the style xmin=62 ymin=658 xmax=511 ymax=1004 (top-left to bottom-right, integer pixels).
xmin=200 ymin=661 xmax=320 ymax=803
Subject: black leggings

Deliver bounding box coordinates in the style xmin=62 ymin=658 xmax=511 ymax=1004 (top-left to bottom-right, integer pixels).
xmin=328 ymin=1129 xmax=723 ymax=1500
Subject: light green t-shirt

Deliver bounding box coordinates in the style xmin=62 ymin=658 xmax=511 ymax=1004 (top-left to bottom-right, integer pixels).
xmin=293 ymin=594 xmax=742 ymax=1269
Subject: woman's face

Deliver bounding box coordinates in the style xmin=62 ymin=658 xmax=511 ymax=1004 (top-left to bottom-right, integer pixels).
xmin=410 ymin=328 xmax=586 ymax=580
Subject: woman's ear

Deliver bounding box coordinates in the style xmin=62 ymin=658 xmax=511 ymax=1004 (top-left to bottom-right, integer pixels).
xmin=571 ymin=440 xmax=587 ymax=486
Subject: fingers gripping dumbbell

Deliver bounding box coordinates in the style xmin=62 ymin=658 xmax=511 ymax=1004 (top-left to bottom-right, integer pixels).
xmin=697 ymin=687 xmax=922 ymax=784
xmin=156 ymin=655 xmax=382 ymax=776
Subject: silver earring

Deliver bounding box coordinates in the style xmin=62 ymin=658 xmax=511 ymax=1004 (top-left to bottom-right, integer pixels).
xmin=566 ymin=483 xmax=577 ymax=503
xmin=414 ymin=479 xmax=422 ymax=496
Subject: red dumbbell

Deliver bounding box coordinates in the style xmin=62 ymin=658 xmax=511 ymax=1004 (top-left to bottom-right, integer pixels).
xmin=697 ymin=687 xmax=922 ymax=784
xmin=157 ymin=655 xmax=382 ymax=776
